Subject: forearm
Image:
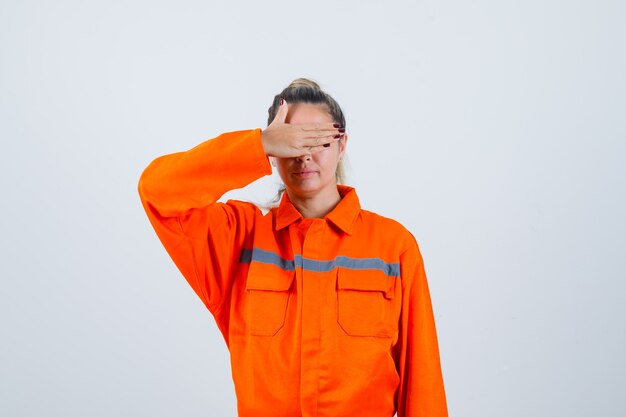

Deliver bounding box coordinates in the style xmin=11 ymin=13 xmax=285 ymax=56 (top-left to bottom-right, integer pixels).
xmin=137 ymin=128 xmax=271 ymax=219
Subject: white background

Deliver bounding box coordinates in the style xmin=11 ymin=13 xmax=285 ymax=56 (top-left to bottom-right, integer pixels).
xmin=1 ymin=0 xmax=625 ymax=416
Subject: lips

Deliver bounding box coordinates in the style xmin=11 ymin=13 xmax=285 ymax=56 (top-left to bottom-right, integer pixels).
xmin=293 ymin=169 xmax=317 ymax=178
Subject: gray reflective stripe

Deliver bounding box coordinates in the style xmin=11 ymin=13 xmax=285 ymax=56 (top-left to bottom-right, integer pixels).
xmin=296 ymin=255 xmax=334 ymax=273
xmin=240 ymin=248 xmax=295 ymax=271
xmin=240 ymin=248 xmax=253 ymax=264
xmin=240 ymin=248 xmax=399 ymax=277
xmin=336 ymin=256 xmax=400 ymax=277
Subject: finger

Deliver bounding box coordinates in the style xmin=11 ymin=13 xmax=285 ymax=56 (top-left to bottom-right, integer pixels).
xmin=302 ymin=133 xmax=343 ymax=148
xmin=305 ymin=130 xmax=345 ymax=140
xmin=299 ymin=122 xmax=343 ymax=132
xmin=307 ymin=143 xmax=335 ymax=154
xmin=272 ymin=98 xmax=289 ymax=125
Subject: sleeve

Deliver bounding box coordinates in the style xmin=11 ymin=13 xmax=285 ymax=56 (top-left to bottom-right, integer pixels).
xmin=137 ymin=128 xmax=272 ymax=314
xmin=394 ymin=236 xmax=448 ymax=417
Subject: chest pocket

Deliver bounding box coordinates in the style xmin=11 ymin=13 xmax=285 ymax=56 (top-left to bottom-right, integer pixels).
xmin=336 ymin=268 xmax=397 ymax=338
xmin=245 ymin=267 xmax=295 ymax=336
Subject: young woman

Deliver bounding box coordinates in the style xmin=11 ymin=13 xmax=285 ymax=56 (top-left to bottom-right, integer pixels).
xmin=138 ymin=79 xmax=448 ymax=417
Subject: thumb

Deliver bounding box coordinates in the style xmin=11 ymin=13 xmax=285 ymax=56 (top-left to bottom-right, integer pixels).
xmin=271 ymin=98 xmax=289 ymax=125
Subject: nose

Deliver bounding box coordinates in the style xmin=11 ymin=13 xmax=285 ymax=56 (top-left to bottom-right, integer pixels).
xmin=296 ymin=153 xmax=312 ymax=162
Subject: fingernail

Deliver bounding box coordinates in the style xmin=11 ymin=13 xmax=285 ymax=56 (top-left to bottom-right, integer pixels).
xmin=333 ymin=123 xmax=341 ymax=128
xmin=334 ymin=134 xmax=341 ymax=138
xmin=323 ymin=143 xmax=331 ymax=147
xmin=338 ymin=128 xmax=345 ymax=133
xmin=280 ymin=98 xmax=284 ymax=105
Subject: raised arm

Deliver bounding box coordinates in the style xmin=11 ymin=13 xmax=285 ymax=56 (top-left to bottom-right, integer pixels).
xmin=137 ymin=129 xmax=272 ymax=313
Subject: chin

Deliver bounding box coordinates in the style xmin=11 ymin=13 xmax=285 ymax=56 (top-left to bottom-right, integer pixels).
xmin=284 ymin=173 xmax=338 ymax=196
xmin=289 ymin=185 xmax=321 ymax=197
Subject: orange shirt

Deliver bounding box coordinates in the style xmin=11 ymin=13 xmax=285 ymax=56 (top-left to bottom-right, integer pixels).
xmin=138 ymin=129 xmax=448 ymax=417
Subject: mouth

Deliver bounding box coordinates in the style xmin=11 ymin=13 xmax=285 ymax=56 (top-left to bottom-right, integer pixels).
xmin=293 ymin=170 xmax=317 ymax=178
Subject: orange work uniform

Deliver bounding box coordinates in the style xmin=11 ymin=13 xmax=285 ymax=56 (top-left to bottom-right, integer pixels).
xmin=138 ymin=129 xmax=448 ymax=417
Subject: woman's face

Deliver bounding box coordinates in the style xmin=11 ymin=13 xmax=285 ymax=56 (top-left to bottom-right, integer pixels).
xmin=274 ymin=103 xmax=347 ymax=199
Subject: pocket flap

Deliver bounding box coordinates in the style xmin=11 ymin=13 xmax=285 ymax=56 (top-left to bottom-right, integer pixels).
xmin=245 ymin=271 xmax=294 ymax=291
xmin=337 ymin=268 xmax=396 ymax=299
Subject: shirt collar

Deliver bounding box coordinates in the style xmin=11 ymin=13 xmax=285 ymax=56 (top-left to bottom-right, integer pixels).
xmin=274 ymin=185 xmax=361 ymax=235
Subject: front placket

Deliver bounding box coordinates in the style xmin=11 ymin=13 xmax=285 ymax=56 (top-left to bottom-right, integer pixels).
xmin=293 ymin=218 xmax=325 ymax=417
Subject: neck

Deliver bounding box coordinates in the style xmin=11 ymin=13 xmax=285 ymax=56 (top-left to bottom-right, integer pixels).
xmin=286 ymin=185 xmax=342 ymax=219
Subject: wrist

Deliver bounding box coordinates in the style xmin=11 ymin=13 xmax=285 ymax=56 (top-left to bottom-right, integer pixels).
xmin=260 ymin=129 xmax=274 ymax=156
